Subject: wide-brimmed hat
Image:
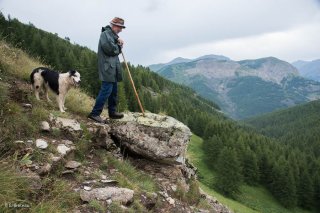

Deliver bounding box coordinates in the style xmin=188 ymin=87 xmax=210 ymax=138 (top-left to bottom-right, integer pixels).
xmin=110 ymin=17 xmax=126 ymax=28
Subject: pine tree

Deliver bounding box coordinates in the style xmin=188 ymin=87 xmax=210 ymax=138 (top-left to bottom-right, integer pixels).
xmin=215 ymin=147 xmax=242 ymax=197
xmin=270 ymin=158 xmax=297 ymax=208
xmin=297 ymin=168 xmax=314 ymax=209
xmin=314 ymin=171 xmax=320 ymax=211
xmin=117 ymin=82 xmax=128 ymax=112
xmin=242 ymin=147 xmax=260 ymax=185
xmin=259 ymin=152 xmax=273 ymax=186
xmin=203 ymin=135 xmax=224 ymax=167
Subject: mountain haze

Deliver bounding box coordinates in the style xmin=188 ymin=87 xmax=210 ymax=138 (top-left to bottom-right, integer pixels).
xmin=149 ymin=56 xmax=320 ymax=119
xmin=292 ymin=59 xmax=320 ymax=82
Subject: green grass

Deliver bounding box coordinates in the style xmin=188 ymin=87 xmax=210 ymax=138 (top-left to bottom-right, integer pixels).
xmin=101 ymin=153 xmax=158 ymax=193
xmin=0 ymin=40 xmax=107 ymax=118
xmin=187 ymin=134 xmax=215 ymax=186
xmin=236 ymin=185 xmax=312 ymax=213
xmin=187 ymin=134 xmax=257 ymax=213
xmin=199 ymin=183 xmax=259 ymax=213
xmin=187 ymin=134 xmax=311 ymax=213
xmin=0 ymin=162 xmax=31 ymax=211
xmin=0 ymin=40 xmax=44 ymax=81
xmin=29 ymin=178 xmax=80 ymax=212
xmin=0 ymin=160 xmax=80 ymax=213
xmin=88 ymin=200 xmax=107 ymax=212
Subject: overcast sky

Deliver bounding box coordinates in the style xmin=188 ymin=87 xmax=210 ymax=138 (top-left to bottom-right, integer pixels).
xmin=1 ymin=0 xmax=320 ymax=66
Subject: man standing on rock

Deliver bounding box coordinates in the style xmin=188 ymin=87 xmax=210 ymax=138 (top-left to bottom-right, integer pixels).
xmin=88 ymin=17 xmax=125 ymax=123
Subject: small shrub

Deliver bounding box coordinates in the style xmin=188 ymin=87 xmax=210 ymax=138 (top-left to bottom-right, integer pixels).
xmin=74 ymin=124 xmax=92 ymax=162
xmin=174 ymin=179 xmax=201 ymax=206
xmin=185 ymin=179 xmax=201 ymax=205
xmin=197 ymin=198 xmax=214 ymax=211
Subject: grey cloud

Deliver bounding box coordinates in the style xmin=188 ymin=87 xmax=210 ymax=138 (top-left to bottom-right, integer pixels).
xmin=1 ymin=0 xmax=319 ymax=65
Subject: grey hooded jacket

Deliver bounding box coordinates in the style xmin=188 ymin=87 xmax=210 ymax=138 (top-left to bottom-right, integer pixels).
xmin=97 ymin=26 xmax=123 ymax=82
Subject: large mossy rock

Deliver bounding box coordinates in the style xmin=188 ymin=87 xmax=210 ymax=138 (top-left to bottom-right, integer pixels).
xmin=110 ymin=112 xmax=191 ymax=165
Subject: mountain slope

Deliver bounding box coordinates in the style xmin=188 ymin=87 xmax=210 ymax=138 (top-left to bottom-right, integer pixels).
xmin=244 ymin=100 xmax=320 ymax=157
xmin=150 ymin=56 xmax=320 ymax=119
xmin=188 ymin=135 xmax=311 ymax=213
xmin=292 ymin=59 xmax=320 ymax=82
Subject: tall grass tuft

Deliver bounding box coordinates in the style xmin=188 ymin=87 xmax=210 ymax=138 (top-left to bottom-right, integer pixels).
xmin=0 ymin=160 xmax=31 ymax=212
xmin=0 ymin=40 xmax=45 ymax=81
xmin=103 ymin=153 xmax=158 ymax=193
xmin=29 ymin=178 xmax=80 ymax=212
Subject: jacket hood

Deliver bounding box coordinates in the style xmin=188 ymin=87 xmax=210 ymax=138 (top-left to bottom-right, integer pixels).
xmin=101 ymin=25 xmax=111 ymax=32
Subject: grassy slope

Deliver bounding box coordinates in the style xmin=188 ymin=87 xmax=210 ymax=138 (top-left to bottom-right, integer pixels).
xmin=187 ymin=134 xmax=311 ymax=213
xmin=0 ymin=41 xmax=151 ymax=212
xmin=0 ymin=40 xmax=214 ymax=212
xmin=0 ymin=40 xmax=107 ymax=118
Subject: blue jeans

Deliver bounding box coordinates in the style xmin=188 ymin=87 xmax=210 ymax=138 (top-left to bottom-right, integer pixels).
xmin=90 ymin=81 xmax=118 ymax=116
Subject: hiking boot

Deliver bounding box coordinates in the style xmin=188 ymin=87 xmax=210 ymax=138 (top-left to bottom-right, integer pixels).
xmin=88 ymin=114 xmax=104 ymax=123
xmin=109 ymin=112 xmax=124 ymax=119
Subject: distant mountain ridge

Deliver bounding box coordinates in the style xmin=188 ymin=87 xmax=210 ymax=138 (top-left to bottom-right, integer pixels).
xmin=149 ymin=55 xmax=320 ymax=119
xmin=292 ymin=59 xmax=320 ymax=82
xmin=149 ymin=54 xmax=230 ymax=72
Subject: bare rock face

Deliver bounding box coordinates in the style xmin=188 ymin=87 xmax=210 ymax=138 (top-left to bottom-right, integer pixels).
xmin=80 ymin=187 xmax=134 ymax=204
xmin=110 ymin=112 xmax=192 ymax=165
xmin=54 ymin=117 xmax=81 ymax=131
xmin=49 ymin=113 xmax=82 ymax=138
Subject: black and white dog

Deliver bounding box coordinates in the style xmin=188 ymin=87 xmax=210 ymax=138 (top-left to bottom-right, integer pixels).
xmin=30 ymin=67 xmax=81 ymax=112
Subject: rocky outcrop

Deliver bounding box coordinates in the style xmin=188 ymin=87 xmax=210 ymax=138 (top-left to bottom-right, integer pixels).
xmin=80 ymin=187 xmax=134 ymax=204
xmin=110 ymin=112 xmax=192 ymax=165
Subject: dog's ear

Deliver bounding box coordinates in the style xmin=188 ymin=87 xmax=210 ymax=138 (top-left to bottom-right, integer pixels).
xmin=69 ymin=70 xmax=76 ymax=77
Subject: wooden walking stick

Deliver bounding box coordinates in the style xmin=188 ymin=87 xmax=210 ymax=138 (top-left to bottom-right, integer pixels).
xmin=121 ymin=52 xmax=145 ymax=116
